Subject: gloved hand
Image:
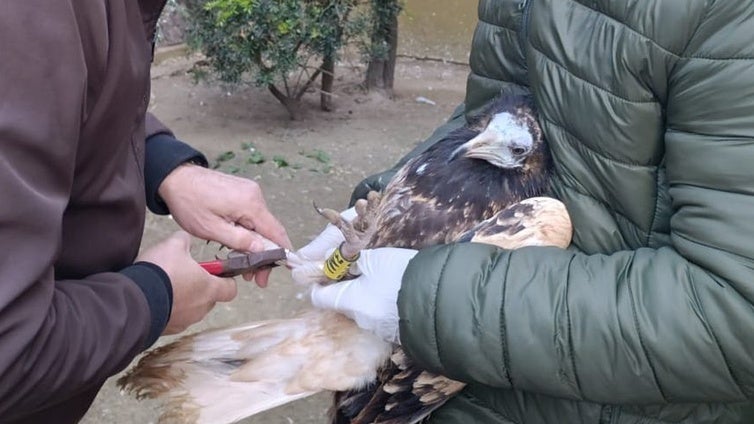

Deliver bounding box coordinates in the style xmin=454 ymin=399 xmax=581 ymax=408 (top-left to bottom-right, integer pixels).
xmin=310 ymin=247 xmax=418 ymax=344
xmin=295 ymin=207 xmax=358 ymax=261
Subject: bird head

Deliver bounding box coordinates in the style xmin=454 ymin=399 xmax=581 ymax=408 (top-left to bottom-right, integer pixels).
xmin=450 ymin=96 xmax=546 ymax=172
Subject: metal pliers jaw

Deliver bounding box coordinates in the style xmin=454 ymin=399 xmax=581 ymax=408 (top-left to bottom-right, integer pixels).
xmin=199 ymin=248 xmax=288 ymax=277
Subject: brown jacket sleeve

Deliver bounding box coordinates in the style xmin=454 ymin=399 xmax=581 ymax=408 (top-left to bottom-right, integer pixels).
xmin=0 ymin=3 xmax=158 ymax=419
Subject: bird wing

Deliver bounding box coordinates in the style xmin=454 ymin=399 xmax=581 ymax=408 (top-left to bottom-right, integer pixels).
xmin=330 ymin=349 xmax=464 ymax=424
xmin=458 ymin=197 xmax=573 ymax=250
xmin=118 ymin=310 xmax=393 ymax=424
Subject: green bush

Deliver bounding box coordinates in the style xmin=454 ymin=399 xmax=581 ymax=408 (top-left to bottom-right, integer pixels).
xmin=185 ymin=0 xmax=358 ymax=119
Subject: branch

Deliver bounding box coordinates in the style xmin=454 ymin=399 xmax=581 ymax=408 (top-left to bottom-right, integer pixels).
xmin=396 ymin=53 xmax=469 ymax=66
xmin=295 ymin=67 xmax=322 ymax=100
xmin=267 ymin=84 xmax=289 ymax=104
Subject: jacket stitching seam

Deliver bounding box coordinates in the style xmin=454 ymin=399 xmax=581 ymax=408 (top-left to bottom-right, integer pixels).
xmin=665 ymin=127 xmax=754 ymax=141
xmin=672 ymin=180 xmax=754 ymax=200
xmin=564 ymin=254 xmax=584 ymax=396
xmin=541 ymin=115 xmax=652 ymax=168
xmin=644 ymin=161 xmax=662 ymax=246
xmin=568 ymin=0 xmax=683 ymax=58
xmin=432 ymin=247 xmax=453 ymax=372
xmin=679 ymin=0 xmax=714 ymax=58
xmin=687 ymin=274 xmax=746 ymax=397
xmin=625 ymin=254 xmax=669 ymax=401
xmin=500 ymin=250 xmax=515 ymax=387
xmin=476 ymin=18 xmax=518 ymax=36
xmin=470 ymin=72 xmax=518 ymax=84
xmin=683 ymin=56 xmax=754 ymax=61
xmin=529 ymin=46 xmax=656 ymax=104
xmin=678 ymin=1 xmax=754 ymax=60
xmin=672 ymin=231 xmax=754 ymax=265
xmin=461 ymin=390 xmax=520 ymax=423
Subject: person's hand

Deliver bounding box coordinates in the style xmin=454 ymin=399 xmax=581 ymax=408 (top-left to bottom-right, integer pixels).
xmin=310 ymin=247 xmax=418 ymax=344
xmin=295 ymin=207 xmax=357 ymax=261
xmin=136 ymin=231 xmax=238 ymax=335
xmin=158 ymin=164 xmax=292 ymax=287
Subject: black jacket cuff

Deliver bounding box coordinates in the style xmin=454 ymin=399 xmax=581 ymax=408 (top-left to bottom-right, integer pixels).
xmin=120 ymin=262 xmax=173 ymax=349
xmin=145 ymin=133 xmax=208 ymax=215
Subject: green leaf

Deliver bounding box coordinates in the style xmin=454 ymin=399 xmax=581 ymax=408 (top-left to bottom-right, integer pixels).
xmin=277 ymin=21 xmax=291 ymax=35
xmin=273 ymin=155 xmax=289 ymax=168
xmin=216 ymin=151 xmax=236 ymax=162
xmin=229 ymin=166 xmax=241 ymax=174
xmin=247 ymin=151 xmax=266 ymax=164
xmin=301 ymin=149 xmax=331 ymax=164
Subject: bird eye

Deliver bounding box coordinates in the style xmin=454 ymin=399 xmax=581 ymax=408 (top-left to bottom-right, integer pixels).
xmin=511 ymin=147 xmax=527 ymax=156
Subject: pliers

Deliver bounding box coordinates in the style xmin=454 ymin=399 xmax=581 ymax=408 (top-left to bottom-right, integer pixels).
xmin=199 ymin=248 xmax=288 ymax=278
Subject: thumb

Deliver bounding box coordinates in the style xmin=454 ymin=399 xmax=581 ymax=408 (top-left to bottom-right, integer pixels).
xmin=208 ymin=275 xmax=238 ymax=302
xmin=171 ymin=230 xmax=193 ymax=251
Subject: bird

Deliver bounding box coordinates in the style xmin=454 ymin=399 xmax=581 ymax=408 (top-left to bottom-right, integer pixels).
xmin=117 ymin=93 xmax=572 ymax=424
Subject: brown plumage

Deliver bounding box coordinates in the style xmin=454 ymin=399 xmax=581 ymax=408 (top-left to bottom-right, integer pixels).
xmin=368 ymin=94 xmax=550 ymax=249
xmin=117 ymin=94 xmax=572 ymax=424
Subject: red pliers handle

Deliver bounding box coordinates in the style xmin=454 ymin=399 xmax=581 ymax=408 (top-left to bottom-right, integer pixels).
xmin=199 ymin=248 xmax=288 ymax=278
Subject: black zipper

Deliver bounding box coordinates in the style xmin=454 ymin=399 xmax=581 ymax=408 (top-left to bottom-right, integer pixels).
xmin=518 ymin=0 xmax=533 ymax=70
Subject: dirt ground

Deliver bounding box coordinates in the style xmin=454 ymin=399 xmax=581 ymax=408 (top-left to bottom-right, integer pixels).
xmin=80 ymin=52 xmax=468 ymax=423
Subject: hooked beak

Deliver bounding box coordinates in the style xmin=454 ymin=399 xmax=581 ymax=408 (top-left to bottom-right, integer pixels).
xmin=450 ymin=112 xmax=534 ymax=169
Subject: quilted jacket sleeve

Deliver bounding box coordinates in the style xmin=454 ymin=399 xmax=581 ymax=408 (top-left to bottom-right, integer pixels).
xmin=398 ymin=2 xmax=754 ymax=404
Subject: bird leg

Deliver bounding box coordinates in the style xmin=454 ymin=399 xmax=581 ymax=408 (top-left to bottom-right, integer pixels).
xmin=315 ymin=190 xmax=382 ymax=273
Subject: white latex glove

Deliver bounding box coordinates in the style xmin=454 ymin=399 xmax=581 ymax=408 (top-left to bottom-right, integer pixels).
xmin=310 ymin=247 xmax=418 ymax=344
xmin=295 ymin=207 xmax=358 ymax=261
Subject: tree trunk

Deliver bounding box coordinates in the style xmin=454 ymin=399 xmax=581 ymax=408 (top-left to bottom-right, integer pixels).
xmin=268 ymin=84 xmax=302 ymax=120
xmin=320 ymin=55 xmax=335 ymax=111
xmin=364 ymin=0 xmax=400 ymax=94
xmin=383 ymin=10 xmax=398 ymax=92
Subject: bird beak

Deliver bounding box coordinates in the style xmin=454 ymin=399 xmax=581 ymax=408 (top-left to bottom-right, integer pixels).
xmin=451 ymin=112 xmax=534 ymax=169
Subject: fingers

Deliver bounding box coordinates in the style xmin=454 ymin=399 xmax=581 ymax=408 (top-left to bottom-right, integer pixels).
xmin=213 ymin=220 xmax=267 ymax=252
xmin=234 ymin=181 xmax=290 ymax=249
xmin=310 ymin=280 xmax=353 ymax=311
xmin=252 ymin=268 xmax=272 ymax=288
xmin=238 ymin=210 xmax=292 ymax=251
xmin=239 ymin=267 xmax=271 ymax=287
xmin=240 ymin=269 xmax=269 ymax=288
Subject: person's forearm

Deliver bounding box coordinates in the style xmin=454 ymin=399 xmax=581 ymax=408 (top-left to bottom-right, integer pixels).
xmin=143 ymin=113 xmax=208 ymax=214
xmin=399 ymin=243 xmax=754 ymax=404
xmin=0 ymin=273 xmax=154 ymax=420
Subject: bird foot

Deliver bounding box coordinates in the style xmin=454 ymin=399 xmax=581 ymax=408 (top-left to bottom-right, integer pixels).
xmin=315 ymin=190 xmax=381 ymax=260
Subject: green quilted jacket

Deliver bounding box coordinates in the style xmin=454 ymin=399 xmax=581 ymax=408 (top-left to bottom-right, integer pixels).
xmin=351 ymin=0 xmax=754 ymax=423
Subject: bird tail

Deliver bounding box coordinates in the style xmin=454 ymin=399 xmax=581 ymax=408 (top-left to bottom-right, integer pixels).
xmin=118 ymin=310 xmax=392 ymax=424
